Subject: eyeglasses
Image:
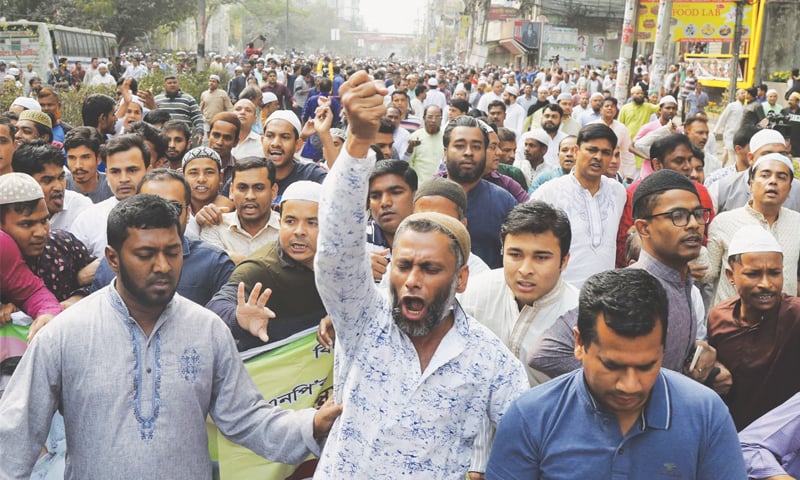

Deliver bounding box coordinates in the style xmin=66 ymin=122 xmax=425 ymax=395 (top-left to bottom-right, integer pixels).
xmin=168 ymin=200 xmax=184 ymax=215
xmin=644 ymin=207 xmax=711 ymax=227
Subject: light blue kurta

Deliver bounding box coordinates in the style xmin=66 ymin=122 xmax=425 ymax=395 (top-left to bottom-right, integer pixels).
xmin=0 ymin=284 xmax=319 ymax=479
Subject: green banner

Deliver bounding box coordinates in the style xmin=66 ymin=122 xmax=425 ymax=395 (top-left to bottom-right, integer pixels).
xmin=215 ymin=331 xmax=334 ymax=480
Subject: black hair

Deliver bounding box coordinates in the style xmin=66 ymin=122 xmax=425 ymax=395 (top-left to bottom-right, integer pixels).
xmin=443 ymin=115 xmax=490 ymax=148
xmin=450 ymin=98 xmax=470 ymax=115
xmin=378 ymin=117 xmax=396 ymax=135
xmin=162 ymin=120 xmax=191 ymax=141
xmin=578 ymin=269 xmax=668 ymax=347
xmin=500 ymin=201 xmax=571 ymax=260
xmin=0 ymin=198 xmax=42 ymax=224
xmin=690 ymin=144 xmax=705 ymax=165
xmin=11 ymin=141 xmax=64 ymax=175
xmin=487 ymin=100 xmax=506 ymax=112
xmin=127 ymin=121 xmax=169 ymax=159
xmin=0 ymin=115 xmax=16 ymax=139
xmin=144 ymin=109 xmax=172 ymax=126
xmin=318 ymin=77 xmax=332 ymax=93
xmin=414 ymin=84 xmax=428 ymax=97
xmin=107 ymin=194 xmax=181 ymax=252
xmin=116 ymin=76 xmax=138 ymax=95
xmin=369 ymin=159 xmax=418 ymax=191
xmin=542 ymin=103 xmax=564 ymax=117
xmin=210 ymin=112 xmax=242 ymax=144
xmin=650 ymin=133 xmax=692 ymax=164
xmin=391 ymin=90 xmax=409 ymax=101
xmin=576 ymin=123 xmax=618 ymax=149
xmin=733 ymin=125 xmax=758 ymax=148
xmin=81 ymin=94 xmax=116 ymax=128
xmin=233 ymin=156 xmax=276 ymax=185
xmin=138 ymin=168 xmax=191 ymax=206
xmin=601 ymin=96 xmax=618 ymax=109
xmin=497 ymin=127 xmax=516 ymax=143
xmin=101 ymin=134 xmax=151 ymax=168
xmin=64 ymin=126 xmax=103 ymax=155
xmin=684 ymin=115 xmax=708 ymax=131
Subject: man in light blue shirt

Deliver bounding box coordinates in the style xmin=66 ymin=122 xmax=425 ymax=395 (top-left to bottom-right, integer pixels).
xmin=486 ymin=268 xmax=746 ymax=480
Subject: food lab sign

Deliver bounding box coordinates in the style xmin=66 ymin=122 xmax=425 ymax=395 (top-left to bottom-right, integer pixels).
xmin=636 ymin=0 xmax=755 ymax=42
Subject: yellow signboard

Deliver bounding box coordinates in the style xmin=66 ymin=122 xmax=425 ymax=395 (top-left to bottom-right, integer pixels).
xmin=636 ymin=0 xmax=754 ymax=42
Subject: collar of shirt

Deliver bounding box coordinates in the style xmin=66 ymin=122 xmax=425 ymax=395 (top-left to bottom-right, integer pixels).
xmin=578 ymin=369 xmax=672 ymax=431
xmin=636 ymin=249 xmax=693 ymax=289
xmin=107 ymin=279 xmax=177 ymax=336
xmin=745 ymin=200 xmax=783 ymax=224
xmin=228 ymin=209 xmax=280 ymax=237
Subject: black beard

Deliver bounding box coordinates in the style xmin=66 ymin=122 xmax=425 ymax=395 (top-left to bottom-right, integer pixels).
xmin=633 ymin=97 xmax=645 ymax=105
xmin=543 ymin=123 xmax=559 ymax=134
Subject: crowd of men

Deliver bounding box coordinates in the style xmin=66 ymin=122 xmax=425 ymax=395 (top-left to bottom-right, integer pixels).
xmin=0 ymin=48 xmax=799 ymax=479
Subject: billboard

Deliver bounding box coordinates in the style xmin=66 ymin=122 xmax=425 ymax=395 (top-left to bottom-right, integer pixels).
xmin=636 ymin=0 xmax=754 ymax=42
xmin=514 ymin=21 xmax=542 ymax=50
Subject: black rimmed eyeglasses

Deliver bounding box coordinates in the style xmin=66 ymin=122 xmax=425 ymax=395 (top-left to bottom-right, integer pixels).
xmin=643 ymin=207 xmax=711 ymax=227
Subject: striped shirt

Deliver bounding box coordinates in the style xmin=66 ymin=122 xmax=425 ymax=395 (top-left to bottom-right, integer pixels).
xmin=155 ymin=91 xmax=204 ymax=136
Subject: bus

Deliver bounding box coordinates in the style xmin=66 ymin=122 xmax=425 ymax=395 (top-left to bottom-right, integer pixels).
xmin=0 ymin=21 xmax=117 ymax=74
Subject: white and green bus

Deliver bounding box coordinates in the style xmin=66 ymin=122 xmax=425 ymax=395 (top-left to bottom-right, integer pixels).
xmin=0 ymin=21 xmax=117 ymax=72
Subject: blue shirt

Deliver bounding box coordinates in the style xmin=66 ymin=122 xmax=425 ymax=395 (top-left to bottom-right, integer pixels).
xmin=90 ymin=237 xmax=234 ymax=306
xmin=486 ymin=369 xmax=747 ymax=480
xmin=466 ymin=179 xmax=516 ymax=269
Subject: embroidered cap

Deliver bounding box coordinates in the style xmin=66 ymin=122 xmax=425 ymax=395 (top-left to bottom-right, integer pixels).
xmin=182 ymin=146 xmax=222 ymax=169
xmin=414 ymin=177 xmax=467 ymax=214
xmin=0 ymin=172 xmax=45 ymax=205
xmin=18 ymin=110 xmax=52 ymax=130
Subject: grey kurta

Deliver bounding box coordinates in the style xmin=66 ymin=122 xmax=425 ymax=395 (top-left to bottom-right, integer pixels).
xmin=0 ymin=284 xmax=319 ymax=479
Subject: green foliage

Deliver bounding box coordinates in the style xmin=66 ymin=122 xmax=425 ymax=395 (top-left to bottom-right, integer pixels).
xmin=59 ymin=85 xmax=116 ymax=127
xmin=0 ymin=85 xmax=24 ymax=113
xmin=769 ymin=71 xmax=792 ymax=82
xmin=139 ymin=70 xmax=231 ymax=104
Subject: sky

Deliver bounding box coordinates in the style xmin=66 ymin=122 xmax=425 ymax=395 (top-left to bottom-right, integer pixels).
xmin=359 ymin=0 xmax=427 ymax=35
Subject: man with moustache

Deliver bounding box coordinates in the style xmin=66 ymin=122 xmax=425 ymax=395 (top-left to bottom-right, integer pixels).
xmin=591 ymin=97 xmax=635 ymax=182
xmin=64 ymin=127 xmax=114 ymax=203
xmin=0 ymin=194 xmax=340 ymax=479
xmin=538 ymin=104 xmax=568 ymax=167
xmin=91 ymin=169 xmax=234 ymax=307
xmin=618 ymin=85 xmax=659 ymax=140
xmin=12 ymin=142 xmax=91 ymax=232
xmin=70 ymin=135 xmax=150 ymax=257
xmin=709 ymin=226 xmax=800 ymax=430
xmin=162 ymin=120 xmax=191 ymax=171
xmin=308 ymin=70 xmax=527 ymax=479
xmin=207 ymin=181 xmax=327 ymax=351
xmin=531 ymin=170 xmax=732 ymax=396
xmin=488 ymin=269 xmax=746 ymax=479
xmin=530 ymin=124 xmax=625 ymax=289
xmin=443 ymin=115 xmax=517 ymax=269
xmin=405 ymin=105 xmax=444 ymax=184
xmin=529 ymin=135 xmax=578 ymax=192
xmin=207 ymin=112 xmax=241 ymax=187
xmin=702 ymin=153 xmax=800 ymax=307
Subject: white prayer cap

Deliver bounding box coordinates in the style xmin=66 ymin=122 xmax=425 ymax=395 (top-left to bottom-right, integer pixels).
xmin=767 ymin=89 xmax=778 ymax=96
xmin=522 ymin=128 xmax=551 ymax=147
xmin=749 ymin=128 xmax=786 ymax=154
xmin=590 ymin=92 xmax=604 ymax=100
xmin=281 ymin=180 xmax=322 ymax=205
xmin=265 ymin=109 xmax=302 ymax=136
xmin=751 ymin=152 xmax=794 ymax=175
xmin=0 ymin=173 xmax=44 ymax=205
xmin=556 ymin=93 xmax=572 ymax=102
xmin=537 ymin=86 xmax=549 ymax=93
xmin=728 ymin=225 xmax=782 ymax=257
xmin=7 ymin=67 xmax=19 ymax=76
xmin=454 ymin=84 xmax=467 ymax=93
xmin=262 ymin=91 xmax=278 ymax=105
xmin=504 ymin=85 xmax=518 ymax=96
xmin=659 ymin=95 xmax=677 ymax=106
xmin=10 ymin=97 xmax=41 ymax=111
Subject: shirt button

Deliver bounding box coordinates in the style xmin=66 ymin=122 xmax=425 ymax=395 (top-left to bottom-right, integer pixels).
xmin=146 ymin=367 xmax=152 ymax=374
